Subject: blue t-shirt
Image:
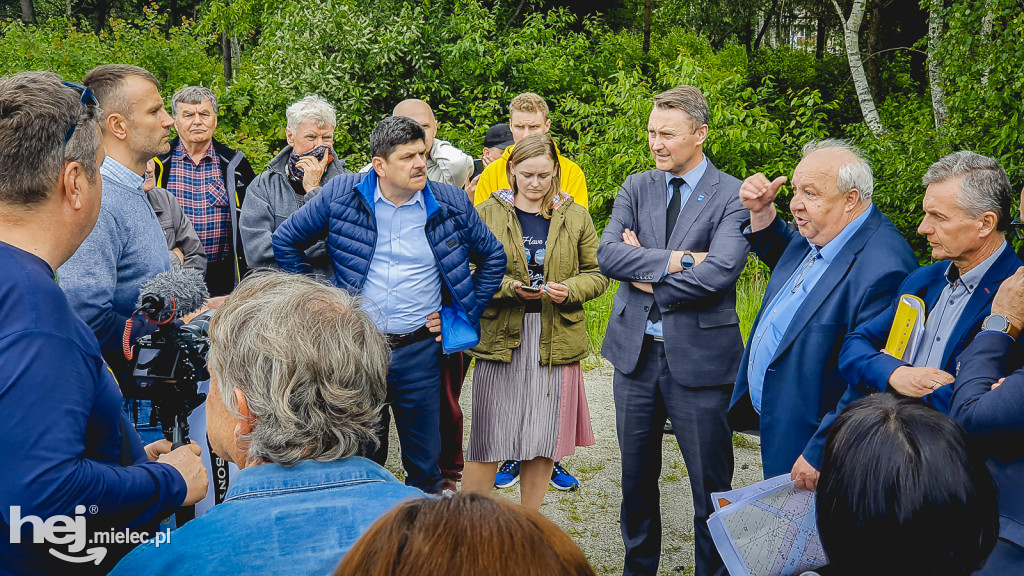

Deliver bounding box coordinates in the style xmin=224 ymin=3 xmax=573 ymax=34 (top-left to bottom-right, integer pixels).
xmin=516 ymin=207 xmax=550 ymax=313
xmin=0 ymin=241 xmax=186 ymax=575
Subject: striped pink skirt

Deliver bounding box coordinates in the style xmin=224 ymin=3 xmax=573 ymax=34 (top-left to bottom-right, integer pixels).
xmin=466 ymin=313 xmax=595 ymax=462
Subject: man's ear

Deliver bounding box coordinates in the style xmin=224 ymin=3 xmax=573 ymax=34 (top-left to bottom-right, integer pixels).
xmin=105 ymin=112 xmax=128 ymax=141
xmin=978 ymin=211 xmax=999 ymax=238
xmin=233 ymin=388 xmax=254 ymax=437
xmin=60 ymin=161 xmax=86 ymax=211
xmin=694 ymin=124 xmax=709 ymax=146
xmin=371 ymin=156 xmax=386 ymax=178
xmin=845 ymin=188 xmax=862 ymax=211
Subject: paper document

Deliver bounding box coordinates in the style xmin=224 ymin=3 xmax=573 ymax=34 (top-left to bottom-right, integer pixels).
xmin=708 ymin=475 xmax=826 ymax=576
xmin=884 ymin=294 xmax=926 ymax=362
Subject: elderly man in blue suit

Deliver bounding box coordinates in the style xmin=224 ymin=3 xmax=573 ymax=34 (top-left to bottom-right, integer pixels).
xmin=730 ymin=140 xmax=918 ymax=491
xmin=839 ymin=151 xmax=1020 ymax=413
xmin=598 ymin=84 xmax=749 ymax=576
xmin=948 ymin=265 xmax=1024 ymax=574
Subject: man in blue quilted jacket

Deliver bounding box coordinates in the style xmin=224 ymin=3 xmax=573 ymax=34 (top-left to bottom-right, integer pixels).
xmin=273 ymin=116 xmax=506 ymax=494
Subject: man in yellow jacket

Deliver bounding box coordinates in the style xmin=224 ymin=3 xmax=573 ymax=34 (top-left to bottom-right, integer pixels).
xmin=472 ymin=92 xmax=588 ymax=209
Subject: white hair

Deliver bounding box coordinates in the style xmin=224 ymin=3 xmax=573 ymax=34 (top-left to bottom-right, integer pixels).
xmin=286 ymin=94 xmax=337 ymax=132
xmin=802 ymin=139 xmax=874 ymax=204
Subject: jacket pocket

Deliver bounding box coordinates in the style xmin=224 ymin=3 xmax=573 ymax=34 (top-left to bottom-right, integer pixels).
xmin=558 ymin=307 xmax=586 ymax=323
xmin=698 ymin=309 xmax=740 ymax=328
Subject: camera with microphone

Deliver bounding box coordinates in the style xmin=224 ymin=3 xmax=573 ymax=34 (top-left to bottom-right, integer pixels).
xmin=123 ymin=268 xmax=211 ymax=448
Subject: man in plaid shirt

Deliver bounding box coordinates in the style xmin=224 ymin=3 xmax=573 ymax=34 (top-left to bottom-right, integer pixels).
xmin=155 ymin=86 xmax=255 ymax=296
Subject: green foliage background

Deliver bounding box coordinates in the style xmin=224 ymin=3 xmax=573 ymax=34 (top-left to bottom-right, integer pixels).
xmin=1 ymin=0 xmax=1022 ymax=264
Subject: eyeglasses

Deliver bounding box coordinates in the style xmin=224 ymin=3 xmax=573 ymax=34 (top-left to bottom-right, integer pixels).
xmin=62 ymin=81 xmax=99 ymax=147
xmin=1011 ymin=217 xmax=1024 ymax=241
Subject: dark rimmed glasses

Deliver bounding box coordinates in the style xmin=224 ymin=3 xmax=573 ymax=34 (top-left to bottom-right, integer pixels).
xmin=1011 ymin=217 xmax=1024 ymax=241
xmin=62 ymin=81 xmax=99 ymax=146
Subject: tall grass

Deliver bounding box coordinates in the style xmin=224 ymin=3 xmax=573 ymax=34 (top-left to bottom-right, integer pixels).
xmin=582 ymin=256 xmax=769 ymax=368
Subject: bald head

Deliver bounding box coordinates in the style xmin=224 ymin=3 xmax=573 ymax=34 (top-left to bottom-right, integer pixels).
xmin=393 ymin=99 xmax=437 ymax=156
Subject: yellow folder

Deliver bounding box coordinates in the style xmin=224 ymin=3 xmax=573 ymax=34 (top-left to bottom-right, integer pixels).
xmin=885 ymin=294 xmax=926 ymax=362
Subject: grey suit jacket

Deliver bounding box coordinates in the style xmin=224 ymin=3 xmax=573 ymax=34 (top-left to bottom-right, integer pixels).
xmin=597 ymin=162 xmax=749 ymax=386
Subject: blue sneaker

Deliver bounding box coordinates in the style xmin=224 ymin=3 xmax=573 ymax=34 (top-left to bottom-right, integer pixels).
xmin=550 ymin=461 xmax=579 ymax=491
xmin=495 ymin=460 xmax=521 ymax=489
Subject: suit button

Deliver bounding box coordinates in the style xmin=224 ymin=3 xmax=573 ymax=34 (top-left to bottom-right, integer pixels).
xmin=643 ymin=306 xmax=650 ymax=312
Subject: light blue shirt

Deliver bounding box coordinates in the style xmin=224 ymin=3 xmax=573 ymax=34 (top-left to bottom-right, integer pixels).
xmin=362 ymin=184 xmax=442 ymax=334
xmin=101 ymin=155 xmax=145 ymax=191
xmin=646 ymin=155 xmax=708 ymax=338
xmin=914 ymin=241 xmax=1008 ymax=368
xmin=747 ymin=207 xmax=872 ymax=412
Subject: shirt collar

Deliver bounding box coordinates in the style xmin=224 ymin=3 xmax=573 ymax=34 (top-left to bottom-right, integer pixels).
xmin=814 ymin=205 xmax=873 ymax=264
xmin=664 ymin=155 xmax=708 ymax=192
xmin=175 ymin=140 xmax=216 ymax=164
xmin=943 ymin=240 xmax=1008 ymax=293
xmin=99 ymin=156 xmax=145 ymax=192
xmin=374 ymin=181 xmax=424 ymax=208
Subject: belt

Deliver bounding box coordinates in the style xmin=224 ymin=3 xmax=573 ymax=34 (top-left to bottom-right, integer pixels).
xmin=644 ymin=334 xmax=665 ymax=343
xmin=386 ymin=325 xmax=434 ymax=349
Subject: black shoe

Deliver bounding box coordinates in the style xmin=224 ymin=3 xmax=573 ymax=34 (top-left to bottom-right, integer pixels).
xmin=664 ymin=420 xmax=674 ymax=435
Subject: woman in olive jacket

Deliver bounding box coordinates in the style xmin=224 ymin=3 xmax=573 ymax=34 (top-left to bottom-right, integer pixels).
xmin=462 ymin=134 xmax=609 ymax=510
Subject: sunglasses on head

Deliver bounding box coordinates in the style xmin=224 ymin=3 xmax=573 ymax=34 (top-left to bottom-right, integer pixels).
xmin=62 ymin=81 xmax=99 ymax=147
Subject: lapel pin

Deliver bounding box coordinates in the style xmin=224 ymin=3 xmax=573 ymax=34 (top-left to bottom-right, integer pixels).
xmin=697 ymin=195 xmax=705 ymax=202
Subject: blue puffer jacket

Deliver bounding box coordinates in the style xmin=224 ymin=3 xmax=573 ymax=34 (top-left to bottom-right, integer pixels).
xmin=272 ymin=170 xmax=505 ymax=328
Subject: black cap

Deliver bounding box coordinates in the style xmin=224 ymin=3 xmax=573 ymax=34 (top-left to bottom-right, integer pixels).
xmin=483 ymin=123 xmax=515 ymax=149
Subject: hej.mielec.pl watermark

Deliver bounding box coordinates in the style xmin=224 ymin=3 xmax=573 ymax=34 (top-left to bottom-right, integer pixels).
xmin=9 ymin=505 xmax=171 ymax=565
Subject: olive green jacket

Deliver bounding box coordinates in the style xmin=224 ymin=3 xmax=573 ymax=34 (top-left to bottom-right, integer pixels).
xmin=469 ymin=189 xmax=609 ymax=365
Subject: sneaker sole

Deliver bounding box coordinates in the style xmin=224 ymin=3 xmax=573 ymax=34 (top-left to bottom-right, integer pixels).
xmin=549 ymin=480 xmax=579 ymax=492
xmin=495 ymin=476 xmax=521 ymax=489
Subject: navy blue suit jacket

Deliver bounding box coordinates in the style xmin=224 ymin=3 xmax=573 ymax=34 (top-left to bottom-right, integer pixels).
xmin=950 ymin=331 xmax=1024 ymax=549
xmin=839 ymin=244 xmax=1021 ymax=412
xmin=729 ymin=207 xmax=918 ymax=475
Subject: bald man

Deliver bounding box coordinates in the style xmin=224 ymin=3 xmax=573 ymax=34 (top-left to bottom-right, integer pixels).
xmin=381 ymin=99 xmax=474 ymax=188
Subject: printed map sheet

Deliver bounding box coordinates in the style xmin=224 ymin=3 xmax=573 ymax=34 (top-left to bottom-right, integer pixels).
xmin=708 ymin=475 xmax=827 ymax=576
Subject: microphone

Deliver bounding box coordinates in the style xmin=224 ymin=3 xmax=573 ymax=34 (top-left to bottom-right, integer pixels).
xmin=136 ymin=268 xmax=209 ymax=324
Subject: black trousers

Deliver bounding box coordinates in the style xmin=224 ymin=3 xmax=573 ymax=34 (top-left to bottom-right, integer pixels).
xmin=614 ymin=339 xmax=733 ymax=576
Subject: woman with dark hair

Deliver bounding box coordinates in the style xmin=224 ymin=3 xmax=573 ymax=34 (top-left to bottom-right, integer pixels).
xmin=334 ymin=492 xmax=596 ymax=576
xmin=803 ymin=394 xmax=998 ymax=576
xmin=461 ymin=133 xmax=608 ymax=510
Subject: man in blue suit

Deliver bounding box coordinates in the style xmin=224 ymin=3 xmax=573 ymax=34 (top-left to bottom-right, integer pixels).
xmin=730 ymin=140 xmax=918 ymax=490
xmin=948 ymin=266 xmax=1024 ymax=574
xmin=598 ymin=85 xmax=749 ymax=576
xmin=840 ymin=151 xmax=1020 ymax=413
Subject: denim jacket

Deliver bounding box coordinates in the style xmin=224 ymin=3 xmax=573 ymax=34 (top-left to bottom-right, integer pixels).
xmin=110 ymin=457 xmax=425 ymax=576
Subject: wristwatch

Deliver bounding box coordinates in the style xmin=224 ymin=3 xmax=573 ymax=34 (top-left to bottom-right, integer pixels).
xmin=679 ymin=251 xmax=695 ymax=270
xmin=982 ymin=313 xmax=1021 ymax=339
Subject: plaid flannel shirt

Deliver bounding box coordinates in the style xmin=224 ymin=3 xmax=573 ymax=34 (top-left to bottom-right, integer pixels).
xmin=166 ymin=142 xmax=232 ymax=262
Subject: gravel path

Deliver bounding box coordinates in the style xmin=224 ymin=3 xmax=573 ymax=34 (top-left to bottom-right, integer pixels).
xmin=385 ymin=357 xmax=765 ymax=575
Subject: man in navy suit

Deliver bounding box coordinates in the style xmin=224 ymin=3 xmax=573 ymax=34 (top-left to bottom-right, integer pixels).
xmin=598 ymin=85 xmax=749 ymax=576
xmin=949 ymin=265 xmax=1024 ymax=574
xmin=840 ymin=151 xmax=1020 ymax=413
xmin=730 ymin=140 xmax=918 ymax=491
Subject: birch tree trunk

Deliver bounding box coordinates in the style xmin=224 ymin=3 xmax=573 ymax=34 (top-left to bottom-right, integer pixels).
xmin=832 ymin=0 xmax=886 ymax=135
xmin=981 ymin=0 xmax=995 ymax=85
xmin=927 ymin=0 xmax=948 ymax=131
xmin=20 ymin=0 xmax=36 ymax=24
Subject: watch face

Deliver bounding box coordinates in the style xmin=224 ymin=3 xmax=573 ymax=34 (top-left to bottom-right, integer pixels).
xmin=985 ymin=315 xmax=1010 ymax=332
xmin=682 ymin=254 xmax=695 ymax=269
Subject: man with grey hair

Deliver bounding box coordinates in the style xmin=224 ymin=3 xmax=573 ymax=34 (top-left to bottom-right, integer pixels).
xmin=0 ymin=71 xmax=208 ymax=575
xmin=109 ymin=272 xmax=423 ymax=575
xmin=240 ymin=94 xmax=347 ymax=278
xmin=598 ymin=84 xmax=749 ymax=576
xmin=154 ymin=85 xmax=255 ymax=296
xmin=731 ymin=139 xmax=917 ymax=491
xmin=839 ymin=151 xmax=1021 ymax=413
